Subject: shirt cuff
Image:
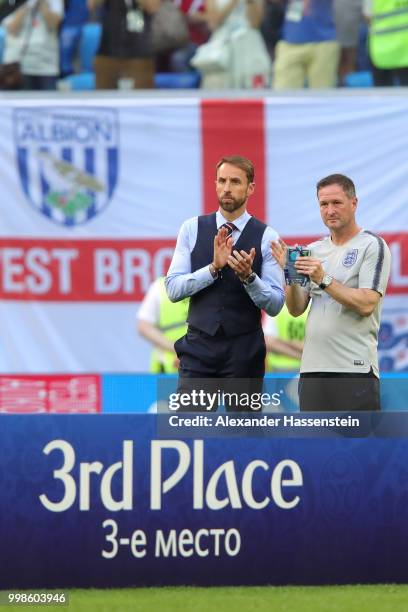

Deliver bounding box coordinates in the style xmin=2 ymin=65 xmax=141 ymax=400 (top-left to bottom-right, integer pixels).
xmin=243 ymin=273 xmax=262 ymax=293
xmin=194 ymin=264 xmax=216 ymax=285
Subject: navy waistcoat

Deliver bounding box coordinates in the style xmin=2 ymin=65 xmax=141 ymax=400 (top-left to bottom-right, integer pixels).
xmin=188 ymin=213 xmax=266 ymax=337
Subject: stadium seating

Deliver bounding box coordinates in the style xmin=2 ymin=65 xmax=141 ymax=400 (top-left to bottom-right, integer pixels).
xmin=155 ymin=71 xmax=200 ymax=89
xmin=344 ymin=71 xmax=374 ymax=88
xmin=79 ymin=22 xmax=102 ymax=73
xmin=59 ymin=71 xmax=200 ymax=90
xmin=59 ymin=71 xmax=95 ymax=90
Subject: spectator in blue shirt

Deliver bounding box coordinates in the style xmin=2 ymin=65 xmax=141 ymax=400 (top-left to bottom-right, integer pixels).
xmin=273 ymin=0 xmax=340 ymax=89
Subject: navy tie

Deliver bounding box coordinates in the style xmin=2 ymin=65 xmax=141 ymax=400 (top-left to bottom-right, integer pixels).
xmin=220 ymin=222 xmax=237 ymax=237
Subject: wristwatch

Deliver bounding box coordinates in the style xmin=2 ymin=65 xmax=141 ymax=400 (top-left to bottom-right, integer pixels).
xmin=319 ymin=274 xmax=333 ymax=290
xmin=243 ymin=271 xmax=256 ymax=285
xmin=209 ymin=263 xmax=220 ymax=279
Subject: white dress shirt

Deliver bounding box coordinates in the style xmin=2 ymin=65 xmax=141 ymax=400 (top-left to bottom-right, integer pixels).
xmin=165 ymin=210 xmax=284 ymax=317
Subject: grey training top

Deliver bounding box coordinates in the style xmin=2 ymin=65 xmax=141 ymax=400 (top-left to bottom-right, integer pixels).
xmin=300 ymin=230 xmax=391 ymax=377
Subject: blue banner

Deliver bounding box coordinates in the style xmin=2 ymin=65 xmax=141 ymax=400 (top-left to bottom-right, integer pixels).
xmin=102 ymin=373 xmax=408 ymax=413
xmin=1 ymin=414 xmax=408 ymax=588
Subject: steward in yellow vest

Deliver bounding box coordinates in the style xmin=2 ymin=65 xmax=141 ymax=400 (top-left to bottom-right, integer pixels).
xmin=265 ymin=304 xmax=308 ymax=371
xmin=152 ymin=280 xmax=189 ymax=373
xmin=138 ymin=278 xmax=189 ymax=374
xmin=369 ymin=0 xmax=408 ymax=69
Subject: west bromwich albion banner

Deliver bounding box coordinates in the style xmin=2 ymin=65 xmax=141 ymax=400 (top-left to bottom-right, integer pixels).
xmin=0 ymin=95 xmax=407 ymax=372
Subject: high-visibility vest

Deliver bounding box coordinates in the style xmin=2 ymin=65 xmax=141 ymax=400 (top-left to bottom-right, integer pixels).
xmin=150 ymin=279 xmax=189 ymax=374
xmin=369 ymin=0 xmax=408 ymax=69
xmin=266 ymin=305 xmax=308 ymax=372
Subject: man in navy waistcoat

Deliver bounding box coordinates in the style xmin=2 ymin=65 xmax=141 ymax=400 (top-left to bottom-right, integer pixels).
xmin=166 ymin=155 xmax=284 ymax=412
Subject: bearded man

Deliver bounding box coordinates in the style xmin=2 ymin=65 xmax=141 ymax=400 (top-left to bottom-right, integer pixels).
xmin=165 ymin=155 xmax=284 ymax=412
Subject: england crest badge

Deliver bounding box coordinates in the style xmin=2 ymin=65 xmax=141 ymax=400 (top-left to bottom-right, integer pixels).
xmin=14 ymin=107 xmax=119 ymax=226
xmin=343 ymin=249 xmax=358 ymax=267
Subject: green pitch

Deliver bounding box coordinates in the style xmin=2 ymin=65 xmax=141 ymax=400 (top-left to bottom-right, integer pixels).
xmin=3 ymin=585 xmax=408 ymax=612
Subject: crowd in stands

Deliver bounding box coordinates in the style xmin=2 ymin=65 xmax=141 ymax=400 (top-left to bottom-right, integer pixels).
xmin=0 ymin=0 xmax=406 ymax=91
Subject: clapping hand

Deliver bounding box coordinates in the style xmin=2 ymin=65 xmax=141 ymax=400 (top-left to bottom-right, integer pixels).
xmin=227 ymin=247 xmax=255 ymax=281
xmin=212 ymin=225 xmax=233 ymax=270
xmin=271 ymin=239 xmax=287 ymax=270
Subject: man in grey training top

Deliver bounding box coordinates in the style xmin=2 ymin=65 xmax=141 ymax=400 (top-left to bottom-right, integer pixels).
xmin=272 ymin=174 xmax=391 ymax=411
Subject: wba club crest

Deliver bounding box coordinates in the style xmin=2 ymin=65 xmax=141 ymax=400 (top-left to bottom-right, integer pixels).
xmin=14 ymin=108 xmax=119 ymax=226
xmin=343 ymin=249 xmax=358 ymax=267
